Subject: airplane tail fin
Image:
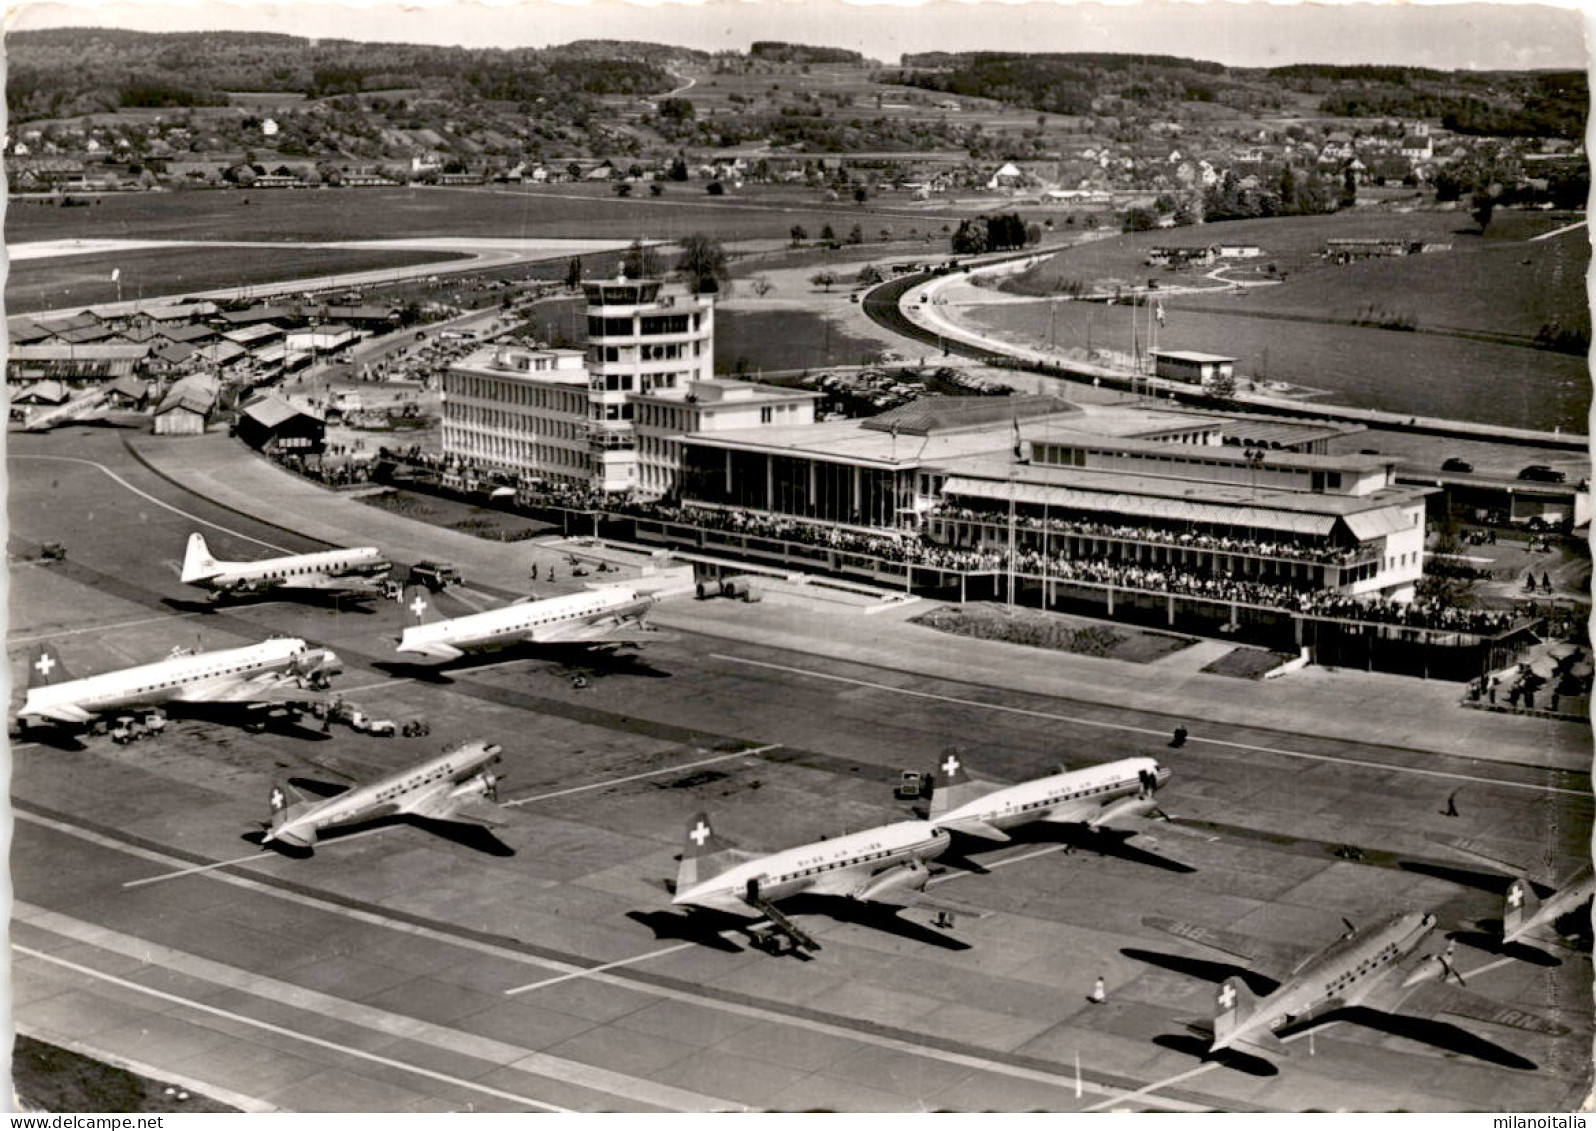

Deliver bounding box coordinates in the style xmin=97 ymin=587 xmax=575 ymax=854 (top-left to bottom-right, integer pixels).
xmin=1211 ymin=976 xmax=1285 ymax=1055
xmin=402 ymin=584 xmax=446 ymax=628
xmin=27 ymin=643 xmax=72 ymax=689
xmin=1504 ymin=875 xmax=1540 ymax=941
xmin=181 ymin=532 xmax=222 ymax=583
xmin=676 ymin=811 xmax=744 ymax=893
xmin=264 ymin=781 xmax=318 ymax=847
xmin=928 ymin=750 xmax=983 ymax=820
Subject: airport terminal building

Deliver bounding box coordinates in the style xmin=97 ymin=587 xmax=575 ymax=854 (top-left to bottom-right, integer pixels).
xmin=671 ymin=395 xmax=1429 ymax=602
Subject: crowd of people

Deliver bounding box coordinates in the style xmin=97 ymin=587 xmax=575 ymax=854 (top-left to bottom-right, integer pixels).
xmin=1297 ymin=592 xmax=1518 ymax=635
xmin=931 ymin=506 xmax=1366 ymax=566
xmin=361 ymin=460 xmax=1533 ymax=637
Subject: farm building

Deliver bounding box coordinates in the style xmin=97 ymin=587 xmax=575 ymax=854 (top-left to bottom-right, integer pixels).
xmin=987 ymin=162 xmax=1024 ymax=190
xmin=235 ymin=395 xmax=326 ymax=455
xmin=1324 ymin=238 xmax=1412 ymax=261
xmin=153 ymin=375 xmax=220 ymax=436
xmin=1146 ymin=247 xmax=1216 ymax=268
xmin=1214 ymin=243 xmax=1264 ymax=259
xmin=285 ymin=326 xmax=361 ymax=358
xmin=1151 ymin=350 xmax=1236 ymax=386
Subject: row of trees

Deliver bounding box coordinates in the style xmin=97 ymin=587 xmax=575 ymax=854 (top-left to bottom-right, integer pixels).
xmin=596 ymin=235 xmax=731 ymax=295
xmin=1200 ymin=166 xmax=1346 ymax=223
xmin=951 ymin=213 xmax=1039 ymax=254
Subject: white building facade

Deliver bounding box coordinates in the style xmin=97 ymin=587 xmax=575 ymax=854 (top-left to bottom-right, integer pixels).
xmin=584 ymin=278 xmax=715 ymax=493
xmin=440 ymin=347 xmax=590 ymax=485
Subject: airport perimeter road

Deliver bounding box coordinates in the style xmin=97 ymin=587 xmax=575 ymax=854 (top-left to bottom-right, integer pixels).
xmin=9 ymin=427 xmax=1592 ymax=1113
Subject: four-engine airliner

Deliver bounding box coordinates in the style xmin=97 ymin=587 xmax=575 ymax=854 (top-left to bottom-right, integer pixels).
xmin=263 ymin=740 xmax=505 ymax=851
xmin=17 ymin=637 xmax=342 ymax=730
xmin=395 ymin=583 xmax=667 ymax=661
xmin=182 ymin=532 xmax=392 ymax=601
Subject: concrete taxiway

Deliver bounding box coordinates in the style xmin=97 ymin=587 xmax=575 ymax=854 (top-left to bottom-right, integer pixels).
xmin=8 ymin=426 xmax=1591 ymax=1111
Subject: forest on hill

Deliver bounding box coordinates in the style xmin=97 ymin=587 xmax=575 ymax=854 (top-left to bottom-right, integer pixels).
xmin=7 ymin=28 xmax=680 ymax=121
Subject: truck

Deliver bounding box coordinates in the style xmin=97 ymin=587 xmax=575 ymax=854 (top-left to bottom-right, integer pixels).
xmin=409 ymin=561 xmax=462 ymax=592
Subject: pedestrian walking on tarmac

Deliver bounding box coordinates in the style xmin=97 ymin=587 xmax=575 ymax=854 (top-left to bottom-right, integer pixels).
xmin=1169 ymin=725 xmax=1189 ymax=749
xmin=530 ymin=562 xmax=539 ymax=581
xmin=1089 ymin=976 xmax=1107 ymax=1005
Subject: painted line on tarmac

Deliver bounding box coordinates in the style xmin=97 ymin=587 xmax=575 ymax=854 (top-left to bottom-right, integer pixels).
xmin=502 ymin=744 xmax=781 ymax=807
xmin=503 ymin=941 xmax=698 ymax=995
xmin=1083 ymin=1060 xmax=1221 ymax=1112
xmin=11 ymin=455 xmax=293 ymax=553
xmin=14 ymin=945 xmax=571 ymax=1112
xmin=712 ymin=655 xmax=1584 ymax=797
xmin=9 ymin=611 xmax=204 ymax=645
xmin=122 ymin=827 xmax=392 ymax=888
xmin=1458 ymin=955 xmax=1522 ymax=982
xmin=122 ymin=849 xmax=272 ymax=889
xmin=334 ymin=677 xmax=415 ymax=697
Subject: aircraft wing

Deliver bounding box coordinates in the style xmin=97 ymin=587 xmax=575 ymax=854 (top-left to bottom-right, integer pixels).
xmin=178 ymin=673 xmax=330 ymax=706
xmin=825 ymin=864 xmax=993 ymax=919
xmin=406 ymin=791 xmax=504 ymax=827
xmin=400 ymin=639 xmax=466 ymax=662
xmin=24 ymin=701 xmax=96 ymax=725
xmin=937 ymin=816 xmax=1011 ymax=842
xmin=535 ymin=620 xmax=674 ymax=646
xmin=1394 ymin=980 xmax=1569 ymax=1037
xmin=1143 ymin=916 xmax=1305 ymax=978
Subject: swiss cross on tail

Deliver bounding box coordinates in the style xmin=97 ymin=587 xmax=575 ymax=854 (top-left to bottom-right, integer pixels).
xmin=28 ymin=644 xmax=70 ymax=689
xmin=682 ymin=812 xmax=726 ymax=858
xmin=402 ymin=584 xmax=442 ymax=627
xmin=674 ymin=810 xmax=752 ymax=895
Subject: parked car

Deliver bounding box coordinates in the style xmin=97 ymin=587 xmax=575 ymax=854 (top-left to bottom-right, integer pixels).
xmin=1441 ymin=457 xmax=1474 ymax=474
xmin=1517 ymin=465 xmax=1567 ymax=483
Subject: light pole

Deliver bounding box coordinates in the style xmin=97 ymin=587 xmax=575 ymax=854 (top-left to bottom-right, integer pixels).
xmin=1244 ymin=447 xmax=1266 ymax=499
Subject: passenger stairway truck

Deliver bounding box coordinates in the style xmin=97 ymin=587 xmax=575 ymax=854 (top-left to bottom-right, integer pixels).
xmin=745 ymin=876 xmax=821 ymax=954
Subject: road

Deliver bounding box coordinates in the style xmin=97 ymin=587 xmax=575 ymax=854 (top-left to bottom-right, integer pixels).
xmin=8 ymin=425 xmax=1591 ymax=1112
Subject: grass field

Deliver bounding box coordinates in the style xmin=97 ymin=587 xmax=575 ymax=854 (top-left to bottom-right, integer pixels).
xmin=12 ymin=1035 xmax=239 ymax=1114
xmin=975 ymin=206 xmax=1590 ymax=432
xmin=6 ymin=183 xmax=973 ymax=247
xmin=964 ymin=295 xmax=1589 ymax=432
xmin=911 ymin=602 xmax=1195 ymax=662
xmin=6 ymin=246 xmax=469 ymax=315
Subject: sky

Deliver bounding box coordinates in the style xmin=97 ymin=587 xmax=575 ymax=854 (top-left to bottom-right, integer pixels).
xmin=5 ymin=0 xmax=1591 ymax=71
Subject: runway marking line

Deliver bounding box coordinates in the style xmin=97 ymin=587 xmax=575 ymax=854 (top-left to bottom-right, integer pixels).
xmin=502 ymin=744 xmax=781 ymax=807
xmin=122 ymin=849 xmax=272 ymax=888
xmin=13 ymin=944 xmax=570 ymax=1112
xmin=1083 ymin=1060 xmax=1221 ymax=1112
xmin=11 ymin=454 xmax=293 ymax=553
xmin=123 ymin=826 xmax=392 ymax=888
xmin=503 ymin=941 xmax=697 ymax=995
xmin=712 ymin=654 xmax=1584 ymax=797
xmin=9 ymin=611 xmax=204 ymax=645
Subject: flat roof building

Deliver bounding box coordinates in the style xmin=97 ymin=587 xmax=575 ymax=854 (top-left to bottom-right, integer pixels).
xmin=441 ymin=346 xmax=591 ymax=488
xmin=670 ymin=394 xmax=1429 ymax=602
